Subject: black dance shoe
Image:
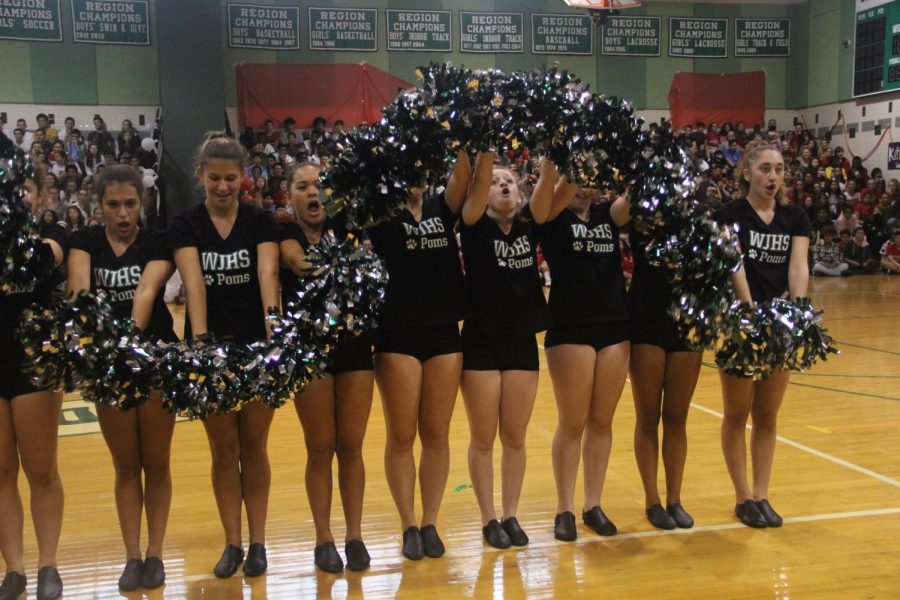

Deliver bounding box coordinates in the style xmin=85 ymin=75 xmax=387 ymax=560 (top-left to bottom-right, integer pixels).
xmin=755 ymin=499 xmax=783 ymax=527
xmin=583 ymin=505 xmax=618 ymax=536
xmin=402 ymin=526 xmax=424 ymax=561
xmin=142 ymin=556 xmax=166 ymax=589
xmin=666 ymin=503 xmax=695 ymax=529
xmin=482 ymin=519 xmax=512 ymax=549
xmin=314 ymin=541 xmax=343 ymax=573
xmin=243 ymin=543 xmax=267 ymax=577
xmin=645 ymin=503 xmax=676 ymax=530
xmin=0 ymin=571 xmax=26 ymax=600
xmin=735 ymin=500 xmax=768 ymax=528
xmin=554 ymin=511 xmax=577 ymax=542
xmin=213 ymin=545 xmax=244 ymax=578
xmin=36 ymin=566 xmax=62 ymax=600
xmin=345 ymin=540 xmax=371 ymax=571
xmin=421 ymin=524 xmax=445 ymax=558
xmin=501 ymin=517 xmax=529 ymax=547
xmin=117 ymin=559 xmax=143 ymax=592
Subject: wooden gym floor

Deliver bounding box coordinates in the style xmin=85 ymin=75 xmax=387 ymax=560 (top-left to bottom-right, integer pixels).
xmin=27 ymin=274 xmax=900 ymax=598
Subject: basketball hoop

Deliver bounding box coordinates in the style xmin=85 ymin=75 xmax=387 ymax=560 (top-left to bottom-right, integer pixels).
xmin=563 ymin=0 xmax=642 ymax=8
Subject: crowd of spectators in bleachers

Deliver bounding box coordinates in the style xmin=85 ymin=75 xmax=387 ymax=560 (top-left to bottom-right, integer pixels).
xmin=6 ymin=110 xmax=900 ymax=275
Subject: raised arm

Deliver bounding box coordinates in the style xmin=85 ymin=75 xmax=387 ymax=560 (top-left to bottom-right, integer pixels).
xmin=788 ymin=235 xmax=810 ymax=299
xmin=444 ymin=149 xmax=472 ymax=215
xmin=131 ymin=260 xmax=174 ymax=330
xmin=173 ymin=247 xmax=208 ymax=337
xmin=609 ymin=192 xmax=632 ymax=227
xmin=461 ymin=150 xmax=495 ymax=226
xmin=544 ymin=177 xmax=579 ymax=224
xmin=66 ymin=248 xmax=91 ymax=298
xmin=527 ymin=157 xmax=559 ymax=224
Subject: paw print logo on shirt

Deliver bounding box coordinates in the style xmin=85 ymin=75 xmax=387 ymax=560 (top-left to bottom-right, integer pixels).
xmin=204 ymin=273 xmax=214 ymax=286
xmin=496 ymin=258 xmax=507 ymax=268
xmin=405 ymin=238 xmax=418 ymax=250
xmin=572 ymin=240 xmax=584 ymax=252
xmin=747 ymin=248 xmax=758 ymax=260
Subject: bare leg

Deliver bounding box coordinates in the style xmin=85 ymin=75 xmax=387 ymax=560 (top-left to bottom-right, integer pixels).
xmin=334 ymin=370 xmax=374 ymax=542
xmin=461 ymin=370 xmax=502 ymax=525
xmin=97 ymin=404 xmax=143 ymax=560
xmin=11 ymin=391 xmax=64 ymax=568
xmin=582 ymin=342 xmax=629 ymax=510
xmin=719 ymin=370 xmax=755 ymax=502
xmin=375 ymin=353 xmax=423 ymax=528
xmin=137 ymin=392 xmax=175 ymax=558
xmin=0 ymin=397 xmax=24 ymax=573
xmin=498 ymin=370 xmax=538 ymax=519
xmin=750 ymin=371 xmax=789 ymax=500
xmin=294 ymin=376 xmax=337 ymax=544
xmin=418 ymin=353 xmax=461 ymax=527
xmin=238 ymin=401 xmax=274 ymax=545
xmin=546 ymin=345 xmax=596 ymax=514
xmin=203 ymin=412 xmax=242 ymax=546
xmin=629 ymin=345 xmax=665 ymax=507
xmin=660 ymin=352 xmax=702 ymax=505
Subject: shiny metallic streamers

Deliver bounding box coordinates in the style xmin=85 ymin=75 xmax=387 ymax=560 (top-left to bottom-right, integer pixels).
xmin=715 ymin=298 xmax=839 ymax=379
xmin=0 ymin=132 xmax=53 ymax=294
xmin=18 ymin=290 xmax=117 ymax=392
xmin=79 ymin=319 xmax=161 ymax=409
xmin=158 ymin=334 xmax=253 ymax=420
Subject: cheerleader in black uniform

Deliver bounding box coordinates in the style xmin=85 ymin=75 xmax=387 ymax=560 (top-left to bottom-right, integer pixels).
xmin=0 ymin=173 xmax=67 ymax=600
xmin=66 ymin=165 xmax=177 ymax=590
xmin=367 ymin=151 xmax=471 ymax=560
xmin=543 ymin=182 xmax=632 ymax=542
xmin=628 ymin=226 xmax=703 ymax=530
xmin=714 ymin=142 xmax=810 ymax=528
xmin=279 ymin=162 xmax=374 ymax=572
xmin=167 ymin=133 xmax=280 ymax=577
xmin=458 ymin=152 xmax=556 ymax=548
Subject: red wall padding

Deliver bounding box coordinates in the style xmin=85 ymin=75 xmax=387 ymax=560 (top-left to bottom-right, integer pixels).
xmin=668 ymin=71 xmax=766 ymax=131
xmin=236 ymin=63 xmax=413 ymax=129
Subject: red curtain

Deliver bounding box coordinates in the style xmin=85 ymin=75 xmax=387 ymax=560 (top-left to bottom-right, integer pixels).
xmin=235 ymin=63 xmax=413 ymax=129
xmin=668 ymin=71 xmax=766 ymax=131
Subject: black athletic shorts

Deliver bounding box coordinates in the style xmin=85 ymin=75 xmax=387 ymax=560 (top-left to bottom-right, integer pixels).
xmin=0 ymin=341 xmax=40 ymax=400
xmin=326 ymin=332 xmax=374 ymax=376
xmin=374 ymin=323 xmax=462 ymax=362
xmin=544 ymin=320 xmax=630 ymax=351
xmin=630 ymin=316 xmax=693 ymax=354
xmin=462 ymin=328 xmax=539 ymax=372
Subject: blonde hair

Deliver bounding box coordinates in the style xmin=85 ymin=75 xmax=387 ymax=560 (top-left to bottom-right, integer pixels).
xmin=737 ymin=141 xmax=785 ymax=205
xmin=193 ymin=131 xmax=247 ymax=174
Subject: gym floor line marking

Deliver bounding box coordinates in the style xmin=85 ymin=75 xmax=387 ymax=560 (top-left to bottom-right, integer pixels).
xmin=832 ymin=340 xmax=900 ymax=357
xmin=698 ymin=363 xmax=900 ymax=402
xmin=690 ymin=402 xmax=900 ymax=488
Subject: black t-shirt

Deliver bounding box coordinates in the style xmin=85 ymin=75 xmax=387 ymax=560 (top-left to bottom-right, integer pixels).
xmin=277 ymin=217 xmax=348 ymax=309
xmin=0 ymin=224 xmax=68 ymax=352
xmin=70 ymin=225 xmax=176 ymax=341
xmin=627 ymin=228 xmax=671 ymax=326
xmin=714 ymin=199 xmax=811 ymax=302
xmin=460 ymin=211 xmax=548 ymax=336
xmin=367 ymin=193 xmax=467 ymax=329
xmin=168 ymin=202 xmax=278 ymax=342
xmin=538 ymin=203 xmax=627 ymax=326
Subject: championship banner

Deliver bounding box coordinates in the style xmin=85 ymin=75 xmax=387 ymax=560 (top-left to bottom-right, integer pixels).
xmin=227 ymin=3 xmax=299 ymax=50
xmin=72 ymin=0 xmax=150 ymax=45
xmin=0 ymin=0 xmax=62 ymax=42
xmin=531 ymin=13 xmax=593 ymax=55
xmin=734 ymin=18 xmax=790 ymax=57
xmin=669 ymin=17 xmax=727 ymax=58
xmin=460 ymin=12 xmax=524 ymax=53
xmin=601 ymin=15 xmax=660 ymax=56
xmin=308 ymin=7 xmax=377 ymax=51
xmin=386 ymin=9 xmax=451 ymax=52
